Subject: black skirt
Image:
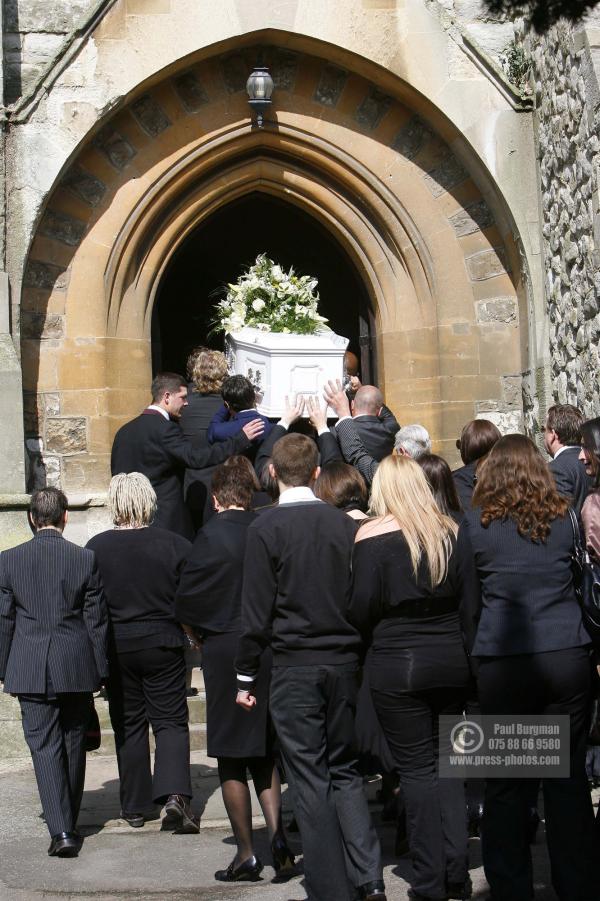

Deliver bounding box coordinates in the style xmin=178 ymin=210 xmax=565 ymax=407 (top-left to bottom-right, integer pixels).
xmin=202 ymin=631 xmax=272 ymax=758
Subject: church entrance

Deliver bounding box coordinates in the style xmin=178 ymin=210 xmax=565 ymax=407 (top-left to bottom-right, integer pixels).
xmin=152 ymin=192 xmax=377 ymax=384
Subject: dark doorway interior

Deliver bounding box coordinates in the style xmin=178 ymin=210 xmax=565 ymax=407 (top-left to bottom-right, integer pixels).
xmin=152 ymin=192 xmax=376 ymax=381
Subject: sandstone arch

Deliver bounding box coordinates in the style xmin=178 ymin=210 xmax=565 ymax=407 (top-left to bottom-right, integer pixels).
xmin=20 ymin=41 xmax=524 ymax=494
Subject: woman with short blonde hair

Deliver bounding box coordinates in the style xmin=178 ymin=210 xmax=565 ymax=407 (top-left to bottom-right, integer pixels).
xmin=350 ymin=454 xmax=471 ymax=901
xmin=187 ymin=347 xmax=228 ymax=394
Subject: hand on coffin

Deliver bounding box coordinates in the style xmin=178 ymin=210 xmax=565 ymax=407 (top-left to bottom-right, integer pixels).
xmin=281 ymin=394 xmax=305 ymax=428
xmin=306 ymin=396 xmax=328 ymax=432
xmin=323 ymin=379 xmax=351 ymax=419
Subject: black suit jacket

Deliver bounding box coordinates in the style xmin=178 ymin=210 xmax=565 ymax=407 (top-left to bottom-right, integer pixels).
xmin=549 ymin=447 xmax=592 ymax=515
xmin=0 ymin=530 xmax=109 ymax=694
xmin=111 ymin=409 xmax=251 ymax=538
xmin=254 ymin=424 xmax=342 ymax=480
xmin=175 ymin=509 xmax=257 ymax=635
xmin=352 ymin=407 xmax=398 ymax=462
xmin=457 ymin=509 xmax=590 ymax=657
xmin=452 ymin=461 xmax=477 ymax=511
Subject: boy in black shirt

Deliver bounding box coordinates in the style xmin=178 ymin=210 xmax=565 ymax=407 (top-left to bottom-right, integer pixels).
xmin=236 ymin=434 xmax=385 ymax=901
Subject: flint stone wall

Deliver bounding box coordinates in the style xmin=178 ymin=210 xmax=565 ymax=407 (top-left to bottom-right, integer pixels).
xmin=523 ymin=19 xmax=600 ymax=417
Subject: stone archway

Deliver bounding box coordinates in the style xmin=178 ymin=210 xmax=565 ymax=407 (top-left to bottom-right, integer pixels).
xmin=20 ymin=41 xmax=524 ymax=495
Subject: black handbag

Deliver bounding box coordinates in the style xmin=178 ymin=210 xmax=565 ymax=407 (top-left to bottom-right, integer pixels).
xmin=568 ymin=508 xmax=600 ymax=643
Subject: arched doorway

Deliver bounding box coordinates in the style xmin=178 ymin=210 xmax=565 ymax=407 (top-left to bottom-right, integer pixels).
xmin=152 ymin=192 xmax=376 ymax=382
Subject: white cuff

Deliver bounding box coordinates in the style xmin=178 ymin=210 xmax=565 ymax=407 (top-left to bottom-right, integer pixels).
xmin=237 ymin=673 xmax=255 ymax=682
xmin=277 ymin=420 xmax=290 ymax=430
xmin=317 ymin=426 xmax=330 ymax=436
xmin=335 ymin=415 xmax=352 ymax=427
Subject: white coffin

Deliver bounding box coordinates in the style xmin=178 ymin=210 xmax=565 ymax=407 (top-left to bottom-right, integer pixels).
xmin=225 ymin=327 xmax=349 ymax=418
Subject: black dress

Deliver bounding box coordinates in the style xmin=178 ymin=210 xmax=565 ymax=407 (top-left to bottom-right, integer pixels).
xmin=180 ymin=391 xmax=224 ymax=530
xmin=175 ymin=509 xmax=272 ymax=758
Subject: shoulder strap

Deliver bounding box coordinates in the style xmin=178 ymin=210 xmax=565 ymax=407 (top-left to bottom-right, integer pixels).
xmin=568 ymin=507 xmax=585 ymax=558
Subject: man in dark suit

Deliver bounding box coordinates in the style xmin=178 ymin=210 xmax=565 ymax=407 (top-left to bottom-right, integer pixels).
xmin=236 ymin=434 xmax=385 ymax=901
xmin=111 ymin=372 xmax=264 ymax=539
xmin=544 ymin=403 xmax=592 ymax=514
xmin=348 ymin=385 xmax=399 ymax=461
xmin=0 ymin=488 xmax=109 ymax=857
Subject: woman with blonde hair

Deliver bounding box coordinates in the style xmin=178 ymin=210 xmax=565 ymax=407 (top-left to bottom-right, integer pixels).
xmin=86 ymin=473 xmax=197 ymax=833
xmin=350 ymin=455 xmax=471 ymax=901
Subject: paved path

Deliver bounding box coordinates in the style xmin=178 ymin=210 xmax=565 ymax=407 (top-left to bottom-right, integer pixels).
xmin=0 ymin=750 xmax=567 ymax=901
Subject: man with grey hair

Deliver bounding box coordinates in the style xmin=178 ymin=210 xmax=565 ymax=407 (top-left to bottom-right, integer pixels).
xmin=394 ymin=424 xmax=431 ymax=460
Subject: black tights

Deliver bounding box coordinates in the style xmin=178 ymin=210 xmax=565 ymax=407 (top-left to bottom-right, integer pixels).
xmin=217 ymin=756 xmax=285 ymax=864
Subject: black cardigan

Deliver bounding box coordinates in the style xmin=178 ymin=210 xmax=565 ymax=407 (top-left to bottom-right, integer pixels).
xmin=86 ymin=527 xmax=191 ymax=652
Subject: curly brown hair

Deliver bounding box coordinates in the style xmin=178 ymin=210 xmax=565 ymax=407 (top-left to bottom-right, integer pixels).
xmin=187 ymin=348 xmax=228 ymax=394
xmin=473 ymin=434 xmax=569 ymax=542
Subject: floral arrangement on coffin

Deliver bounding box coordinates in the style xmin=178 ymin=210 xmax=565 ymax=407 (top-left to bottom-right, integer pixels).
xmin=212 ymin=254 xmax=328 ymax=335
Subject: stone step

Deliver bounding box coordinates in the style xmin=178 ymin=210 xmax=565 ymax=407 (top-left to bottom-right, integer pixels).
xmin=95 ymin=693 xmax=206 ymax=729
xmin=93 ymin=723 xmax=207 ymax=756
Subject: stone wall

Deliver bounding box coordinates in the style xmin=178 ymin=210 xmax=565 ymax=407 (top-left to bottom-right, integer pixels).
xmin=2 ymin=0 xmax=96 ymax=104
xmin=523 ymin=17 xmax=600 ymax=417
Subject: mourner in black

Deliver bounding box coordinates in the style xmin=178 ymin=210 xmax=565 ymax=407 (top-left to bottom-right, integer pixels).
xmin=544 ymin=403 xmax=592 ymax=515
xmin=0 ymin=488 xmax=109 ymax=857
xmin=350 ymin=456 xmax=471 ymax=901
xmin=236 ymin=433 xmax=385 ymax=901
xmin=175 ymin=459 xmax=294 ymax=883
xmin=451 ymin=419 xmax=500 ymax=512
xmin=348 ymin=384 xmax=400 ymax=461
xmin=111 ymin=371 xmax=264 ymax=539
xmin=87 ymin=473 xmax=198 ymax=833
xmin=457 ymin=435 xmax=596 ymax=901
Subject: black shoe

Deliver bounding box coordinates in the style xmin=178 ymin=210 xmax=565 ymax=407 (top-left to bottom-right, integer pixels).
xmin=271 ymin=834 xmax=295 ymax=877
xmin=48 ymin=832 xmax=80 ymax=857
xmin=447 ymin=874 xmax=473 ymax=899
xmin=162 ymin=794 xmax=200 ymax=834
xmin=527 ymin=807 xmax=540 ymax=844
xmin=214 ymin=855 xmax=263 ymax=882
xmin=120 ymin=810 xmax=145 ymax=828
xmin=186 ymin=687 xmax=199 ymax=697
xmin=359 ymin=880 xmax=387 ymax=900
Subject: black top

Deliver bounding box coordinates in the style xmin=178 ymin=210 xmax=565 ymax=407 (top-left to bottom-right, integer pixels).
xmin=349 ymin=531 xmax=469 ymax=689
xmin=549 ymin=447 xmax=592 ymax=515
xmin=175 ymin=509 xmax=257 ymax=635
xmin=255 ymin=423 xmax=342 ymax=480
xmin=180 ymin=391 xmax=223 ymax=446
xmin=352 ymin=408 xmax=398 ymax=463
xmin=0 ymin=530 xmax=109 ymax=694
xmin=86 ymin=527 xmax=191 ymax=653
xmin=111 ymin=409 xmax=251 ymax=539
xmin=235 ymin=500 xmax=361 ymax=685
xmin=452 ymin=461 xmax=477 ymax=512
xmin=457 ymin=509 xmax=590 ymax=656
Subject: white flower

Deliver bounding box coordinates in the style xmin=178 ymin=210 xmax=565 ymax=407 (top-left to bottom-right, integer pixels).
xmin=252 ymin=299 xmax=266 ymax=312
xmin=271 ymin=265 xmax=284 ymax=282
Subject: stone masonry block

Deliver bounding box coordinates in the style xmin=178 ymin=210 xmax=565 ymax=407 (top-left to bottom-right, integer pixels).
xmin=45 ymin=418 xmax=87 ymax=455
xmin=314 ymin=65 xmax=347 ymax=107
xmin=423 ymin=156 xmax=469 ymax=197
xmin=466 ymin=249 xmax=509 ymax=281
xmin=476 ymin=296 xmax=518 ymax=323
xmin=220 ymin=54 xmax=248 ymax=93
xmin=24 ymin=260 xmax=69 ymax=291
xmin=131 ymin=95 xmax=171 ymax=137
xmin=20 ymin=311 xmax=65 ymax=339
xmin=448 ymin=200 xmax=494 ymax=236
xmin=173 ymin=71 xmax=209 ymax=112
xmin=39 ymin=210 xmax=86 ymax=246
xmin=61 ymin=164 xmax=106 ymax=207
xmin=355 ymin=87 xmax=394 ymax=130
xmin=93 ymin=126 xmax=137 ymax=170
xmin=392 ymin=116 xmax=433 ymax=160
xmin=271 ymin=48 xmax=299 ymax=91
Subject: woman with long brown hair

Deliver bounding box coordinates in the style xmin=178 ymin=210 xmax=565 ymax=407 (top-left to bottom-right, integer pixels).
xmin=458 ymin=434 xmax=595 ymax=901
xmin=350 ymin=455 xmax=472 ymax=901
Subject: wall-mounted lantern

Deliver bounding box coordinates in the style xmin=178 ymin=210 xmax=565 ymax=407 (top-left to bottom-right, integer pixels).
xmin=246 ymin=65 xmax=274 ymax=128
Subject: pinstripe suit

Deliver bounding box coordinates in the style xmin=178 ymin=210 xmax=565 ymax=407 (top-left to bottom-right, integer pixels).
xmin=0 ymin=529 xmax=109 ymax=836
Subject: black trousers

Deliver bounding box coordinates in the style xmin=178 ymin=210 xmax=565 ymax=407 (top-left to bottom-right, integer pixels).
xmin=270 ymin=663 xmax=382 ymax=901
xmin=370 ymin=681 xmax=469 ymax=900
xmin=19 ymin=691 xmax=91 ymax=837
xmin=477 ymin=647 xmax=596 ymax=901
xmin=107 ymin=645 xmax=191 ymax=812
